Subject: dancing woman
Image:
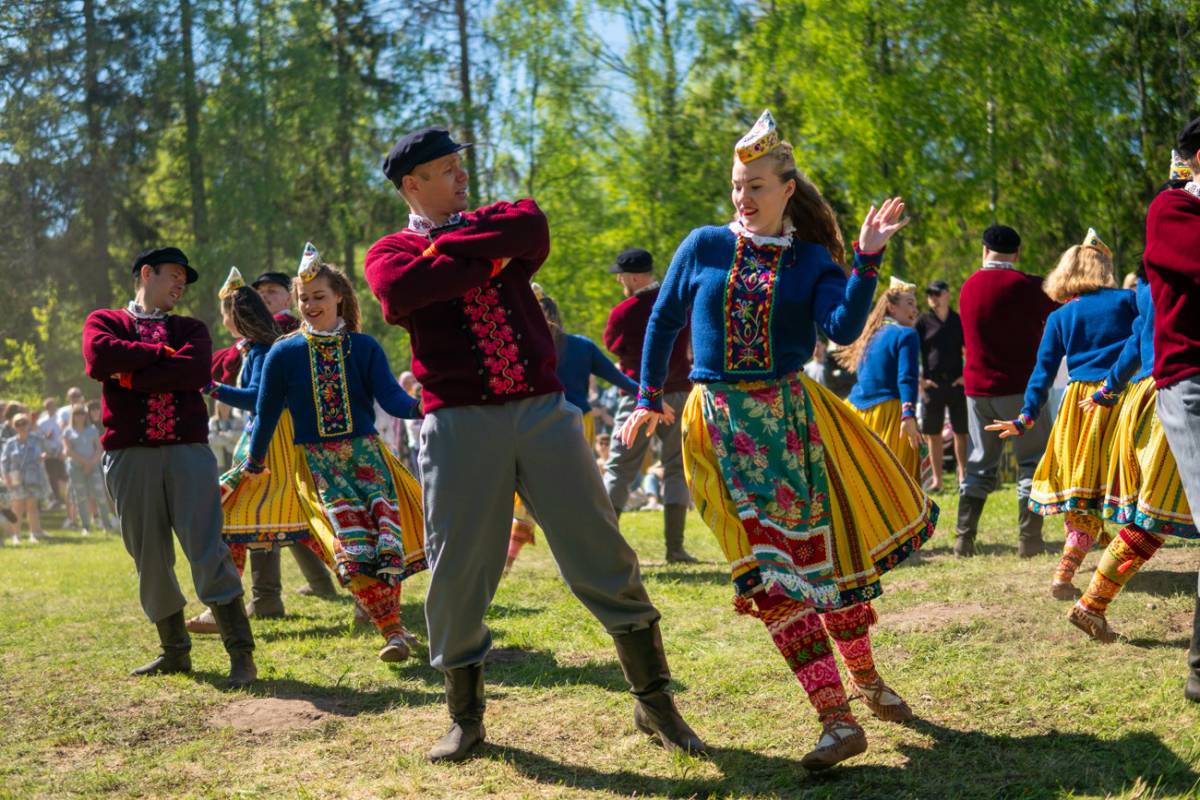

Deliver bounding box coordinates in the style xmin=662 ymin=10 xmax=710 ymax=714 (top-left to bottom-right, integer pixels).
xmin=621 ymin=111 xmax=937 ymax=770
xmin=986 ymin=231 xmax=1137 ymax=600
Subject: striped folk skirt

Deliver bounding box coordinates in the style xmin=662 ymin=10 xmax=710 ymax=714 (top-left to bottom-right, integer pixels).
xmin=1029 ymin=380 xmax=1125 ymax=517
xmin=219 ymin=409 xmax=312 ymax=546
xmin=851 ymin=398 xmax=923 ymax=486
xmin=681 ymin=373 xmax=937 ymax=612
xmin=1103 ymin=377 xmax=1196 ymax=538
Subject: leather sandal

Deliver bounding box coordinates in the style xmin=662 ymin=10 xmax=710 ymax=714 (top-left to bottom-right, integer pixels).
xmin=1068 ymin=604 xmax=1120 ymax=644
xmin=185 ymin=608 xmax=219 ymax=635
xmin=853 ymin=679 xmax=914 ymax=722
xmin=379 ymin=634 xmax=411 ymax=663
xmin=800 ymin=718 xmax=867 ymax=771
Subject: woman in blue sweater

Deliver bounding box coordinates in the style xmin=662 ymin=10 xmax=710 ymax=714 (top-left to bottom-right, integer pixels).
xmin=987 ymin=231 xmax=1137 ymax=601
xmin=507 ymin=288 xmax=639 ymax=572
xmin=620 ymin=111 xmax=937 ymax=770
xmin=838 ymin=278 xmax=923 ymax=483
xmin=239 ymin=246 xmax=425 ymax=663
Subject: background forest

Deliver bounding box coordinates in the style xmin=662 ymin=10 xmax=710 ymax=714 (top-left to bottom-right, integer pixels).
xmin=1 ymin=0 xmax=1197 ymax=397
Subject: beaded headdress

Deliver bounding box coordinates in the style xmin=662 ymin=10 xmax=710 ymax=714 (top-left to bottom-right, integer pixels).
xmin=218 ymin=266 xmax=245 ymax=300
xmin=298 ymin=242 xmax=321 ymax=283
xmin=1082 ymin=227 xmax=1112 ymax=259
xmin=889 ymin=276 xmax=917 ymax=293
xmin=1170 ymin=150 xmax=1194 ymax=183
xmin=735 ymin=110 xmax=781 ymax=164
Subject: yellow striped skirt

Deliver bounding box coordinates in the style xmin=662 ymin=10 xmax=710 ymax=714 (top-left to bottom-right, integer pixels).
xmin=1102 ymin=377 xmax=1196 ymax=538
xmin=219 ymin=409 xmax=312 ymax=546
xmin=851 ymin=399 xmax=921 ymax=485
xmin=1029 ymin=380 xmax=1125 ymax=517
xmin=682 ymin=375 xmax=937 ymax=610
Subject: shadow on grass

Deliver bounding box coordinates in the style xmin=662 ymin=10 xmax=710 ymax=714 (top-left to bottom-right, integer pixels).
xmin=494 ymin=719 xmax=1199 ymax=799
xmin=1124 ymin=569 xmax=1197 ymax=598
xmin=644 ymin=568 xmax=730 ymax=585
xmin=401 ymin=646 xmax=638 ymax=694
xmin=188 ymin=672 xmax=443 ymax=714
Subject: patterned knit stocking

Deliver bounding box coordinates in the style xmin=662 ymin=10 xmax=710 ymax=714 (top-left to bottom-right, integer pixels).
xmin=753 ymin=592 xmax=855 ymax=725
xmin=820 ymin=602 xmax=881 ymax=687
xmin=1078 ymin=525 xmax=1164 ymax=616
xmin=1055 ymin=511 xmax=1102 ymax=585
xmin=507 ymin=520 xmax=536 ymax=563
xmin=348 ymin=575 xmax=402 ymax=639
xmin=228 ymin=543 xmax=248 ymax=576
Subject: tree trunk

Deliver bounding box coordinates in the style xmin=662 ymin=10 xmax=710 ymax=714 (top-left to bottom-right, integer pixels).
xmin=81 ymin=0 xmax=111 ymax=309
xmin=255 ymin=0 xmax=276 ymax=266
xmin=454 ymin=0 xmax=478 ymax=208
xmin=333 ymin=0 xmax=356 ymax=279
xmin=181 ymin=0 xmax=209 ymax=246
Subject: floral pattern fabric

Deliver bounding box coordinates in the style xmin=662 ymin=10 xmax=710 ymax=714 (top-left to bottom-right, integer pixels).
xmin=134 ymin=318 xmax=178 ymax=442
xmin=462 ymin=282 xmax=530 ymax=396
xmin=724 ymin=237 xmax=784 ymax=373
xmin=306 ymin=332 xmax=353 ymax=437
xmin=700 ymin=376 xmax=840 ymax=608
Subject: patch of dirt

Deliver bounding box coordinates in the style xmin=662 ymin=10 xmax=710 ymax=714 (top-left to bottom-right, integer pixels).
xmin=876 ymin=602 xmax=994 ymax=633
xmin=1168 ymin=610 xmax=1194 ymax=636
xmin=208 ymin=698 xmax=335 ymax=734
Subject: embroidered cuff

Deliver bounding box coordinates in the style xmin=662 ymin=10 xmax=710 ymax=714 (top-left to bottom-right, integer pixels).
xmin=244 ymin=458 xmax=266 ymax=474
xmin=901 ymin=402 xmax=916 ymax=419
xmin=636 ymin=384 xmax=665 ymax=412
xmin=1012 ymin=412 xmax=1035 ymax=435
xmin=851 ymin=242 xmax=884 ymax=278
xmin=1092 ymin=385 xmax=1119 ymax=407
xmin=204 ymin=382 xmax=220 ymax=398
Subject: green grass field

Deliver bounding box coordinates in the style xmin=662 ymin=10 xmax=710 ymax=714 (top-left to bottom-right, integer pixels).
xmin=1 ymin=489 xmax=1198 ymax=799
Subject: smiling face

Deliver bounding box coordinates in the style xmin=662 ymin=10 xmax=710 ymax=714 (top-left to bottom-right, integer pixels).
xmin=731 ymin=156 xmax=795 ymax=236
xmin=402 ymin=152 xmax=469 ymax=221
xmin=255 ymin=282 xmax=292 ymax=316
xmin=888 ymin=291 xmax=919 ymax=326
xmin=297 ymin=275 xmax=341 ymax=331
xmin=139 ymin=262 xmax=189 ymax=311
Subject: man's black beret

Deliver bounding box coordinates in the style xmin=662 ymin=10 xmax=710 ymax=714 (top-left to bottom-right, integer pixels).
xmin=982 ymin=224 xmax=1021 ymax=254
xmin=1177 ymin=116 xmax=1200 ymax=156
xmin=608 ymin=247 xmax=654 ymax=274
xmin=382 ymin=126 xmax=472 ymax=188
xmin=131 ymin=246 xmax=197 ymax=284
xmin=251 ymin=271 xmax=292 ymax=291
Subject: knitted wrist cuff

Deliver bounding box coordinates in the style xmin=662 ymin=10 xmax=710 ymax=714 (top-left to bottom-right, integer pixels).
xmin=636 ymin=384 xmax=664 ymax=412
xmin=1092 ymin=385 xmax=1119 ymax=407
xmin=901 ymin=402 xmax=916 ymax=419
xmin=244 ymin=459 xmax=265 ymax=474
xmin=1012 ymin=412 xmax=1034 ymax=435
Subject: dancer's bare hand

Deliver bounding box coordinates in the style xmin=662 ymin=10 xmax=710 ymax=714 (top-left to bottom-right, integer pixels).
xmin=858 ymin=197 xmax=911 ymax=253
xmin=985 ymin=419 xmax=1022 ymax=439
xmin=620 ymin=408 xmax=662 ymax=447
xmin=901 ymin=416 xmax=922 ymax=451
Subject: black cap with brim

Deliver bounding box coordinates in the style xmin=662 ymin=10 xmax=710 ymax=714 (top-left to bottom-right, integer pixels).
xmin=251 ymin=271 xmax=292 ymax=290
xmin=131 ymin=246 xmax=197 ymax=284
xmin=608 ymin=247 xmax=654 ymax=274
xmin=382 ymin=126 xmax=472 ymax=188
xmin=926 ymin=280 xmax=950 ymax=295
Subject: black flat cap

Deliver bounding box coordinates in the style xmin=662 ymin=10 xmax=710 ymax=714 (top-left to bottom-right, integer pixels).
xmin=251 ymin=271 xmax=292 ymax=290
xmin=926 ymin=279 xmax=950 ymax=295
xmin=608 ymin=247 xmax=654 ymax=274
xmin=382 ymin=126 xmax=472 ymax=188
xmin=131 ymin=246 xmax=197 ymax=284
xmin=1178 ymin=116 xmax=1200 ymax=156
xmin=982 ymin=224 xmax=1021 ymax=254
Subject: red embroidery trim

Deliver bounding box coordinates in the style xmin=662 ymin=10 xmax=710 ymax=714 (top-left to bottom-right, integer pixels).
xmin=462 ymin=284 xmax=531 ymax=396
xmin=135 ymin=319 xmax=178 ymax=442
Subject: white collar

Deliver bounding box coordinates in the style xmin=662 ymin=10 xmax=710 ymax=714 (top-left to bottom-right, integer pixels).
xmin=407 ymin=212 xmax=464 ymax=237
xmin=125 ymin=301 xmax=168 ymax=320
xmin=1182 ymin=181 xmax=1200 ymax=200
xmin=981 ymin=260 xmax=1016 ymax=271
xmin=728 ymin=218 xmax=795 ymax=248
xmin=633 ymin=281 xmax=661 ymax=296
xmin=302 ymin=318 xmax=347 ymax=337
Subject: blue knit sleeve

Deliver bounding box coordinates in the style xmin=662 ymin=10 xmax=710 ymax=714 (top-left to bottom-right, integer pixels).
xmin=588 ymin=338 xmax=639 ymax=396
xmin=363 ymin=336 xmax=420 ymax=420
xmin=897 ymin=327 xmax=920 ymax=417
xmin=637 ymin=230 xmax=698 ymax=412
xmin=248 ymin=342 xmax=289 ymax=463
xmin=812 ymin=247 xmax=883 ymax=345
xmin=1020 ymin=312 xmax=1064 ymax=421
xmin=1102 ymin=310 xmax=1144 ymax=395
xmin=213 ymin=347 xmax=263 ymax=413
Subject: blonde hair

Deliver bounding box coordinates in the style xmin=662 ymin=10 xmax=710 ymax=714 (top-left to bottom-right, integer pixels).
xmin=1043 ymin=245 xmax=1115 ymax=303
xmin=834 ymin=286 xmax=915 ymax=372
xmin=734 ymin=142 xmax=847 ymax=271
xmin=288 ymin=263 xmax=361 ymax=335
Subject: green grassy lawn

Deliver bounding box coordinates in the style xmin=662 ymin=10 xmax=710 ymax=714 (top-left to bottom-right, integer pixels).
xmin=1 ymin=489 xmax=1198 ymax=799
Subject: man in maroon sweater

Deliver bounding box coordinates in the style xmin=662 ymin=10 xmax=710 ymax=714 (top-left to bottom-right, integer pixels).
xmin=957 ymin=225 xmax=1058 ymax=558
xmin=1143 ymin=118 xmax=1200 ymax=702
xmin=601 ymin=247 xmax=695 ymax=561
xmin=82 ymin=247 xmax=255 ymax=688
xmin=365 ymin=127 xmax=703 ymax=762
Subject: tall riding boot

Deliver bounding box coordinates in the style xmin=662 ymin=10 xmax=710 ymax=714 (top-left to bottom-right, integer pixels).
xmin=429 ymin=664 xmax=486 ymax=762
xmin=612 ymin=622 xmax=706 ymax=754
xmin=248 ymin=547 xmax=286 ymax=618
xmin=291 ymin=544 xmax=338 ymax=598
xmin=1017 ymin=500 xmax=1046 ymax=558
xmin=131 ymin=611 xmax=192 ymax=676
xmin=211 ymin=598 xmax=258 ymax=689
xmin=664 ymin=504 xmax=697 ymax=563
xmin=954 ymin=494 xmax=985 ymax=557
xmin=1187 ymin=596 xmax=1200 ymax=703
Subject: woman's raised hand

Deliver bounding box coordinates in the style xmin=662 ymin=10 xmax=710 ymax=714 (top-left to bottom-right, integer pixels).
xmin=858 ymin=197 xmax=911 ymax=253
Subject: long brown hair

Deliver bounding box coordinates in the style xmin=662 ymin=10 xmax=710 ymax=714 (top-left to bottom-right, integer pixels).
xmin=739 ymin=142 xmax=847 ymax=271
xmin=537 ymin=291 xmax=567 ymax=359
xmin=222 ymin=287 xmax=279 ymax=346
xmin=288 ymin=262 xmax=361 ymax=335
xmin=834 ymin=285 xmax=915 ymax=372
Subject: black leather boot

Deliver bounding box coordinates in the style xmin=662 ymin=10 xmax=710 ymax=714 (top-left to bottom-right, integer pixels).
xmin=1186 ymin=596 xmax=1200 ymax=703
xmin=429 ymin=664 xmax=486 ymax=762
xmin=664 ymin=504 xmax=698 ymax=563
xmin=131 ymin=611 xmax=192 ymax=676
xmin=211 ymin=599 xmax=258 ymax=689
xmin=1017 ymin=499 xmax=1047 ymax=558
xmin=248 ymin=547 xmax=286 ymax=618
xmin=612 ymin=622 xmax=706 ymax=754
xmin=290 ymin=544 xmax=338 ymax=598
xmin=954 ymin=494 xmax=985 ymax=557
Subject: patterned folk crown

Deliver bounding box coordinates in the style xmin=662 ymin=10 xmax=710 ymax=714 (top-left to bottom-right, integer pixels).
xmin=1082 ymin=227 xmax=1112 ymax=258
xmin=218 ymin=266 xmax=245 ymax=300
xmin=298 ymin=241 xmax=321 ymax=283
xmin=1170 ymin=150 xmax=1194 ymax=183
xmin=735 ymin=110 xmax=781 ymax=164
xmin=888 ymin=276 xmax=917 ymax=293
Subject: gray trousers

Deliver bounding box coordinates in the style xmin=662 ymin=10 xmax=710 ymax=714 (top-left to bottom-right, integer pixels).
xmin=603 ymin=391 xmax=691 ymax=511
xmin=103 ymin=444 xmax=243 ymax=623
xmin=420 ymin=393 xmax=660 ymax=671
xmin=960 ymin=394 xmax=1052 ymax=501
xmin=1157 ymin=377 xmax=1200 ymax=530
